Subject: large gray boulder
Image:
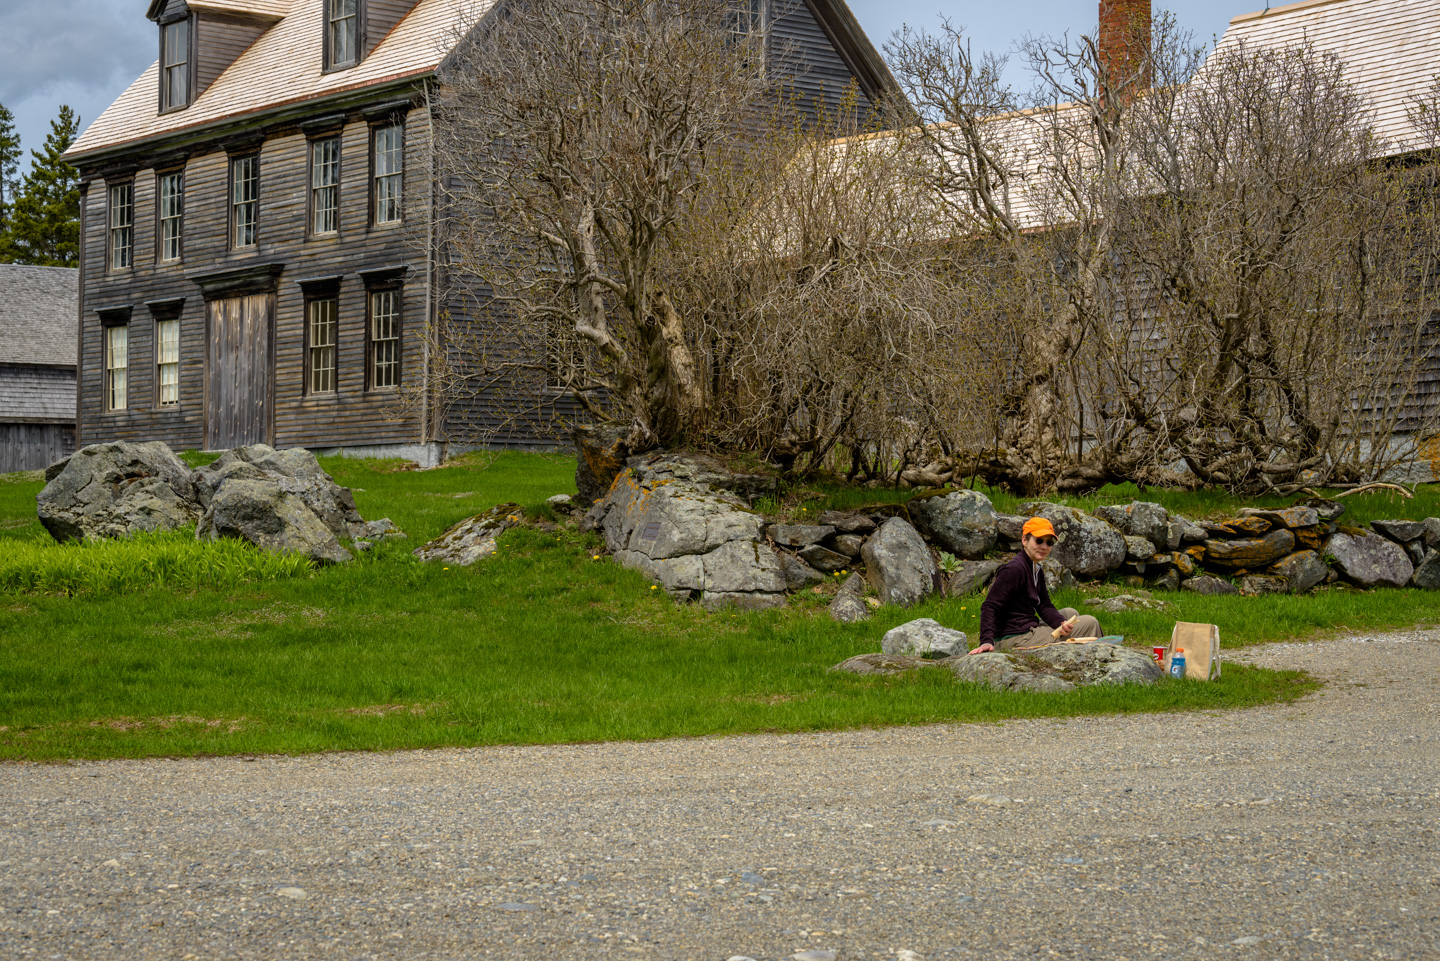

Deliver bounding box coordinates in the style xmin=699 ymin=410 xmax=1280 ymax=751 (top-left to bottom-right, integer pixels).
xmin=1019 ymin=642 xmax=1164 ymax=686
xmin=1423 ymin=518 xmax=1440 ymax=550
xmin=881 ymin=618 xmax=968 ymax=658
xmin=1270 ymin=550 xmax=1329 ymax=594
xmin=1095 ymin=502 xmax=1171 ymax=551
xmin=1325 ymin=531 xmax=1414 ymax=588
xmin=192 ymin=445 xmax=364 ymax=542
xmin=946 ymin=559 xmax=1003 ymax=596
xmin=623 ymin=450 xmax=778 ymax=504
xmin=861 ymin=517 xmax=943 ymax=606
xmin=587 ymin=460 xmax=786 ymax=609
xmin=1411 ymin=549 xmax=1440 ymax=589
xmin=1017 ymin=503 xmax=1125 ymax=576
xmin=37 ymin=441 xmax=200 ymax=543
xmin=196 ymin=479 xmax=352 ymax=564
xmin=906 ymin=489 xmax=997 ymax=559
xmin=413 ymin=504 xmax=521 ymax=566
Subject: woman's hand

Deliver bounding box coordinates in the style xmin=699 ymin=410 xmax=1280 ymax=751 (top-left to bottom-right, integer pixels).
xmin=968 ymin=643 xmax=994 ymax=655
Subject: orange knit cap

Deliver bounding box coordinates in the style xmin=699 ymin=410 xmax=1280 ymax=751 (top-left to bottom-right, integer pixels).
xmin=1022 ymin=517 xmax=1057 ymax=539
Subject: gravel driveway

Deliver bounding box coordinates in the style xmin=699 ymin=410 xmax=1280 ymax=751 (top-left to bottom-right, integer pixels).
xmin=2 ymin=632 xmax=1436 ymax=961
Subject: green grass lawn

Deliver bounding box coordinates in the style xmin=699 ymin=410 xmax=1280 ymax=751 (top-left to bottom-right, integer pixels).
xmin=4 ymin=455 xmax=1436 ymax=763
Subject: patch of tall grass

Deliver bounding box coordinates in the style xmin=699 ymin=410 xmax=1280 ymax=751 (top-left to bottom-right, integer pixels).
xmin=0 ymin=530 xmax=314 ymax=595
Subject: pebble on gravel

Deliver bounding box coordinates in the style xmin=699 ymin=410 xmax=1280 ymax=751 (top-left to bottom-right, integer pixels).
xmin=275 ymin=887 xmax=307 ymax=899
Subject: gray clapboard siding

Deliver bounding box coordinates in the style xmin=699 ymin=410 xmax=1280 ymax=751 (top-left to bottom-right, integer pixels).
xmin=366 ymin=0 xmax=423 ymax=57
xmin=0 ymin=423 xmax=75 ymax=474
xmin=78 ymin=97 xmax=431 ymax=452
xmin=196 ymin=15 xmax=269 ymax=99
xmin=770 ymin=0 xmax=876 ymax=120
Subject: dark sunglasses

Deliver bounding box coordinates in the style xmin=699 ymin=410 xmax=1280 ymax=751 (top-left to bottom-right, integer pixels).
xmin=1033 ymin=536 xmax=1057 ymax=546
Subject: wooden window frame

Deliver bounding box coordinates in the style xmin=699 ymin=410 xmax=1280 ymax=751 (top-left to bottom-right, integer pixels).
xmin=298 ymin=277 xmax=342 ymax=397
xmin=308 ymin=134 xmax=342 ymax=239
xmin=159 ymin=13 xmax=196 ymax=114
xmin=229 ymin=152 xmax=260 ymax=250
xmin=152 ymin=304 xmax=183 ymax=409
xmin=369 ymin=120 xmax=405 ymax=228
xmin=323 ymin=0 xmax=364 ymax=72
xmin=365 ymin=285 xmax=402 ymax=392
xmin=156 ymin=169 xmax=185 ymax=263
xmin=107 ymin=180 xmax=134 ymax=273
xmin=98 ymin=307 xmax=133 ymax=413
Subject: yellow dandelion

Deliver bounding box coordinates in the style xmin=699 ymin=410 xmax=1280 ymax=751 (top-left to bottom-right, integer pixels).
xmin=651 ymin=585 xmax=658 ymax=590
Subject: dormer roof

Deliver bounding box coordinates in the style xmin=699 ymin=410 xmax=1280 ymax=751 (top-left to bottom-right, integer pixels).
xmin=147 ymin=0 xmax=289 ymax=21
xmin=68 ymin=0 xmax=471 ymax=166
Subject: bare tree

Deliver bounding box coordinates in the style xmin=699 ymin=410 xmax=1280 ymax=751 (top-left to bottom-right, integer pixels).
xmin=431 ymin=0 xmax=771 ymax=450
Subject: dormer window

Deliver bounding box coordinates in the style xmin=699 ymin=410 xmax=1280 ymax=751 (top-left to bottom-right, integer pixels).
xmin=161 ymin=16 xmax=192 ymax=111
xmin=326 ymin=0 xmax=360 ymax=70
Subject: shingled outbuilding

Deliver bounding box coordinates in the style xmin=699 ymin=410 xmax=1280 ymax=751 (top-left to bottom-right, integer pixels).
xmin=0 ymin=265 xmax=78 ymax=473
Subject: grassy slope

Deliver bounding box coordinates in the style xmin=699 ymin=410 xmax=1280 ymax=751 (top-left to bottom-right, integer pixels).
xmin=7 ymin=457 xmax=1437 ymax=762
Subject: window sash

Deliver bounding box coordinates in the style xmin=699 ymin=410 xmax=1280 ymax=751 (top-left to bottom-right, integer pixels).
xmin=164 ymin=19 xmax=189 ymax=108
xmin=308 ymin=298 xmax=338 ymax=394
xmin=106 ymin=325 xmax=129 ymax=411
xmin=329 ymin=0 xmax=358 ymax=66
xmin=373 ymin=124 xmax=403 ymax=224
xmin=159 ymin=172 xmax=184 ymax=261
xmin=370 ymin=289 xmax=399 ymax=389
xmin=232 ymin=155 xmax=258 ymax=248
xmin=311 ymin=138 xmax=340 ymax=235
xmin=156 ymin=319 xmax=180 ymax=406
xmin=109 ymin=183 xmax=133 ymax=270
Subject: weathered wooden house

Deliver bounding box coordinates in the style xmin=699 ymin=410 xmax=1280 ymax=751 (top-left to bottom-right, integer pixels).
xmin=62 ymin=0 xmax=897 ymax=465
xmin=0 ymin=266 xmax=78 ymax=473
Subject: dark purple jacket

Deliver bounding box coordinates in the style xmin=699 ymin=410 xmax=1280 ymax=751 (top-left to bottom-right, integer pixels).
xmin=979 ymin=552 xmax=1064 ymax=647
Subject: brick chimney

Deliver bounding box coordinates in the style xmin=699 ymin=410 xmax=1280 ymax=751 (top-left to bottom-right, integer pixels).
xmin=1098 ymin=0 xmax=1151 ymax=93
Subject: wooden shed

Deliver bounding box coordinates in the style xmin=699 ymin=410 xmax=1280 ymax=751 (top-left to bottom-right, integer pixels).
xmin=0 ymin=265 xmax=78 ymax=473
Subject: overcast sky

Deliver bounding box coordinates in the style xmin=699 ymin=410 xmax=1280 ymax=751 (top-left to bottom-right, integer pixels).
xmin=0 ymin=0 xmax=1244 ymax=171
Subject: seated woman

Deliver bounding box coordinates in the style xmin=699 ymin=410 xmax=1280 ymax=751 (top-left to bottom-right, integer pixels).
xmin=969 ymin=517 xmax=1102 ymax=655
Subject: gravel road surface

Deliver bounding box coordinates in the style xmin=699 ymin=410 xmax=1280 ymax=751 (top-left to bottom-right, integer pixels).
xmin=2 ymin=633 xmax=1436 ymax=961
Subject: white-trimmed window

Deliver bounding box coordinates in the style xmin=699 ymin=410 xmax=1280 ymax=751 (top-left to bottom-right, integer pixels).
xmin=311 ymin=136 xmax=340 ymax=236
xmin=162 ymin=17 xmax=191 ymax=111
xmin=327 ymin=0 xmax=359 ymax=69
xmin=308 ymin=297 xmax=338 ymax=394
xmin=159 ymin=171 xmax=184 ymax=261
xmin=373 ymin=123 xmax=403 ymax=225
xmin=369 ymin=289 xmax=400 ymax=389
xmin=231 ymin=154 xmax=258 ymax=248
xmin=156 ymin=318 xmax=180 ymax=406
xmin=106 ymin=324 xmax=129 ymax=411
xmin=729 ymin=0 xmax=766 ymax=68
xmin=109 ymin=182 xmax=133 ymax=271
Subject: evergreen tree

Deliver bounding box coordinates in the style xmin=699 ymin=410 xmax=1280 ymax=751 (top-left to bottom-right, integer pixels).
xmin=0 ymin=104 xmax=20 ymax=233
xmin=1 ymin=105 xmax=81 ymax=267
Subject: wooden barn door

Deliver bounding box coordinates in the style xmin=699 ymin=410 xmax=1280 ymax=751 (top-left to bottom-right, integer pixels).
xmin=206 ymin=293 xmax=274 ymax=449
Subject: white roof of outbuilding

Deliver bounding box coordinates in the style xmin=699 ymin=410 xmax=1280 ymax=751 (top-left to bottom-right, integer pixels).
xmin=0 ymin=265 xmax=78 ymax=368
xmin=66 ymin=0 xmax=481 ymax=163
xmin=1219 ymin=0 xmax=1440 ymax=153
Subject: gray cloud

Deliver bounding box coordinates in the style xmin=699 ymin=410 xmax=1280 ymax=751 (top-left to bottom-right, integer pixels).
xmin=0 ymin=0 xmax=154 ymax=108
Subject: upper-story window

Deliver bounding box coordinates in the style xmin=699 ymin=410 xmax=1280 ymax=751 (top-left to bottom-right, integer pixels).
xmin=109 ymin=181 xmax=133 ymax=271
xmin=373 ymin=122 xmax=403 ymax=225
xmin=158 ymin=171 xmax=184 ymax=262
xmin=231 ymin=154 xmax=259 ymax=248
xmin=311 ymin=136 xmax=341 ymax=236
xmin=327 ymin=0 xmax=360 ymax=70
xmin=161 ymin=17 xmax=192 ymax=111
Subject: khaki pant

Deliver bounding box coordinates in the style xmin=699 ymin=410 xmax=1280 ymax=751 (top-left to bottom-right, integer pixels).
xmin=995 ymin=608 xmax=1102 ymax=652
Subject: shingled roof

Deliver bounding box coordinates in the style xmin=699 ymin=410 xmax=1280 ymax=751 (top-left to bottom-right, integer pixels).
xmin=0 ymin=265 xmax=78 ymax=369
xmin=66 ymin=0 xmax=477 ymax=164
xmin=1219 ymin=0 xmax=1440 ymax=153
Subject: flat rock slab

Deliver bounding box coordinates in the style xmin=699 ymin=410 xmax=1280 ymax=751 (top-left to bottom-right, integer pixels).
xmin=1371 ymin=519 xmax=1425 ymax=543
xmin=1202 ymin=529 xmax=1295 ymax=570
xmin=881 ymin=618 xmax=968 ymax=658
xmin=831 ymin=653 xmax=932 ymax=675
xmin=413 ymin=504 xmax=522 ymax=565
xmin=1181 ymin=575 xmax=1239 ymax=595
xmin=1239 ymin=506 xmax=1320 ymax=530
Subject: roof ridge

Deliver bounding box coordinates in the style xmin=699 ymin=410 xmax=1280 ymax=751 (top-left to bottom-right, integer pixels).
xmin=1230 ymin=0 xmax=1356 ymax=26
